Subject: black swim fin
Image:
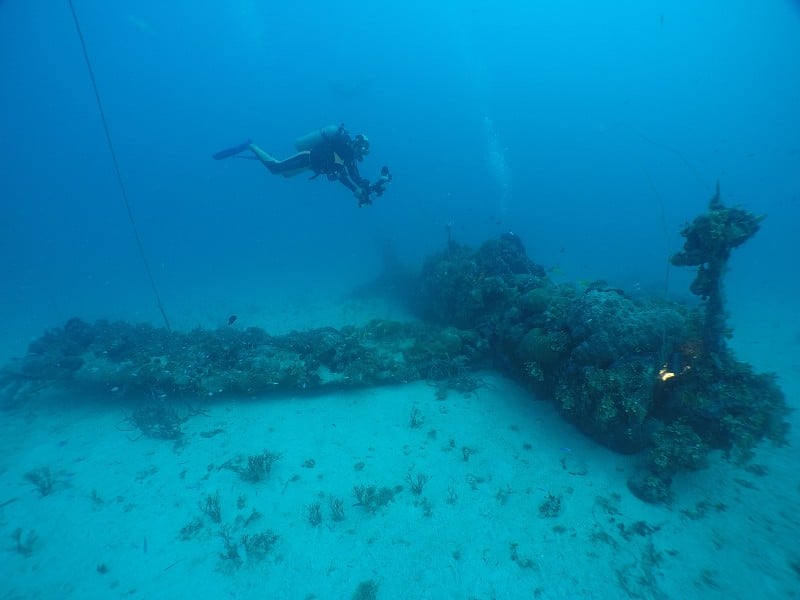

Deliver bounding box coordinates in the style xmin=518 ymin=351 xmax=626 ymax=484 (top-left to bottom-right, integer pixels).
xmin=212 ymin=139 xmax=252 ymax=160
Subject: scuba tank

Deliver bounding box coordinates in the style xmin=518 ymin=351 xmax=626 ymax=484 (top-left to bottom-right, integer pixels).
xmin=295 ymin=124 xmax=342 ymax=151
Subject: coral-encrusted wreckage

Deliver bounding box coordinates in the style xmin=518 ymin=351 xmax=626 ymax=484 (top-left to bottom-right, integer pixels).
xmin=0 ymin=188 xmax=789 ymax=503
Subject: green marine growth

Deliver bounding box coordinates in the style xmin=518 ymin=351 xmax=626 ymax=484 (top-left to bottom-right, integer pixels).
xmin=622 ymin=185 xmax=789 ymax=503
xmin=670 ymin=183 xmax=763 ymax=356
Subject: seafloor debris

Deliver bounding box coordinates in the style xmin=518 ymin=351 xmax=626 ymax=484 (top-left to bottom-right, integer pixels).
xmin=0 ymin=189 xmax=788 ymax=503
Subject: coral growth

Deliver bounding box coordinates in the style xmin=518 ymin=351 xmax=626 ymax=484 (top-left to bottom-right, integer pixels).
xmin=24 ymin=467 xmax=58 ymax=497
xmin=671 ymin=183 xmax=763 ymax=355
xmin=353 ymin=484 xmax=399 ymax=513
xmin=0 ymin=188 xmax=789 ymax=504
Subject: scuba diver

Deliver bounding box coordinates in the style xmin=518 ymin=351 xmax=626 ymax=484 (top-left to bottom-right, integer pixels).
xmin=213 ymin=124 xmax=392 ymax=207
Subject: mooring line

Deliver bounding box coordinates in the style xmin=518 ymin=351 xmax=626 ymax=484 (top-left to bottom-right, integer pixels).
xmin=67 ymin=0 xmax=171 ymax=330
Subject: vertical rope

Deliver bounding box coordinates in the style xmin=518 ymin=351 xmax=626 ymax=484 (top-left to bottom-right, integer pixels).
xmin=67 ymin=0 xmax=171 ymax=330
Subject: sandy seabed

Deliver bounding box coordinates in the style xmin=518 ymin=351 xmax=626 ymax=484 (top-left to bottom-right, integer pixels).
xmin=1 ymin=296 xmax=798 ymax=600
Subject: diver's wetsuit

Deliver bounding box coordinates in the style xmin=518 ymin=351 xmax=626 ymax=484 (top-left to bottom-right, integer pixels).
xmin=214 ymin=126 xmax=385 ymax=206
xmin=309 ymin=127 xmax=369 ymax=194
xmin=257 ymin=127 xmax=369 ymax=196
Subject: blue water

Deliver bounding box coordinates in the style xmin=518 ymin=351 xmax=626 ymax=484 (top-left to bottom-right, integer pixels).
xmin=1 ymin=1 xmax=799 ymax=598
xmin=2 ymin=0 xmax=797 ymax=334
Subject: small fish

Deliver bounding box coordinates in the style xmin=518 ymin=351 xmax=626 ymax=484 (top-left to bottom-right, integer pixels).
xmin=227 ymin=314 xmax=237 ymax=326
